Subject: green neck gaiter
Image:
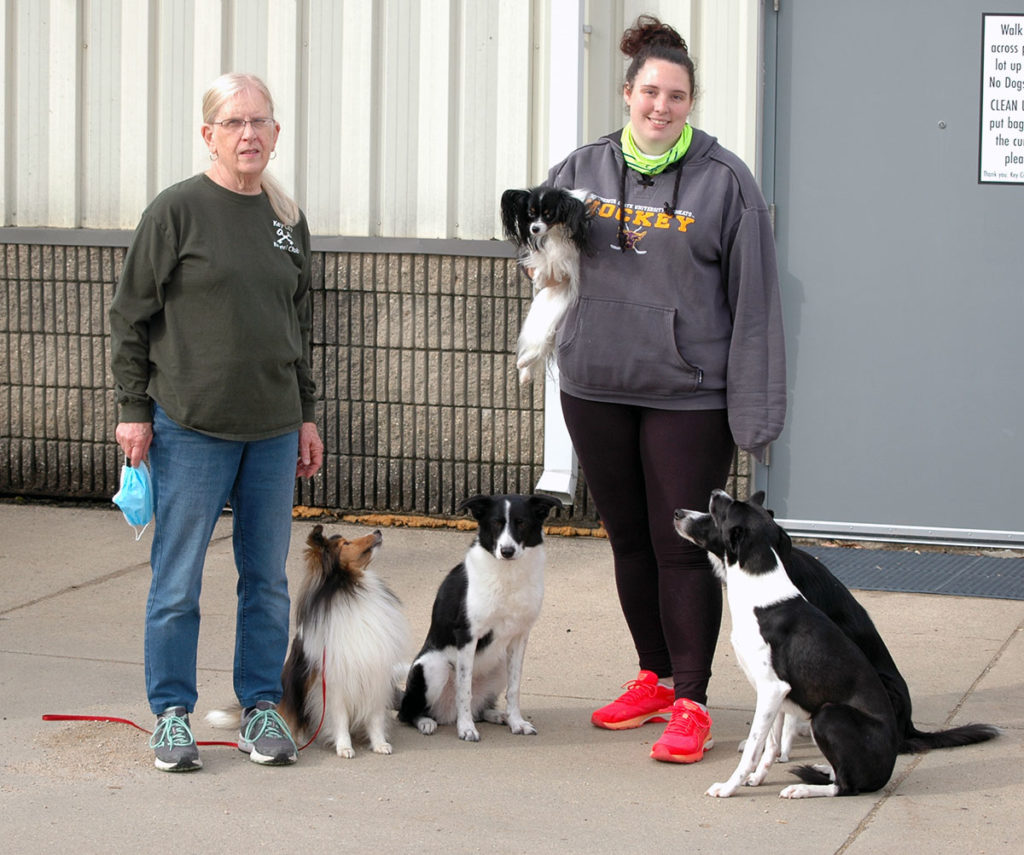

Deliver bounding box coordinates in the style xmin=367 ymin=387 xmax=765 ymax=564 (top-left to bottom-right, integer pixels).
xmin=621 ymin=122 xmax=693 ymax=175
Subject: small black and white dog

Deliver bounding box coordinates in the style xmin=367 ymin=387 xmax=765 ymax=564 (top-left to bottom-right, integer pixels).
xmin=398 ymin=493 xmax=562 ymax=741
xmin=685 ymin=490 xmax=902 ymax=798
xmin=500 ymin=185 xmax=595 ymax=384
xmin=674 ymin=492 xmax=1000 ymax=761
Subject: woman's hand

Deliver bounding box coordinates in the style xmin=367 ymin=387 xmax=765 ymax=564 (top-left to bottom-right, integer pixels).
xmin=115 ymin=422 xmax=153 ymax=467
xmin=297 ymin=422 xmax=324 ymax=478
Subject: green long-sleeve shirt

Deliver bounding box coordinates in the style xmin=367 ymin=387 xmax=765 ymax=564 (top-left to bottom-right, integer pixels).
xmin=110 ymin=174 xmax=317 ymax=440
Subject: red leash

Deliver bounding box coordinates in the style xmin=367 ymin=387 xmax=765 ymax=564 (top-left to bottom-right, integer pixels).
xmin=43 ymin=650 xmax=328 ymax=752
xmin=40 ymin=714 xmax=239 ymax=747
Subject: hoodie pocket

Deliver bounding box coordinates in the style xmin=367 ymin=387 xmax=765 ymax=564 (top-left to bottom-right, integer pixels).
xmin=558 ymin=296 xmax=703 ymax=397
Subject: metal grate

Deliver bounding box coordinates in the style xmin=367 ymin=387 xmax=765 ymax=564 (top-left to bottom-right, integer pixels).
xmin=1 ymin=241 xmax=749 ymax=524
xmin=1 ymin=243 xmax=122 ymax=499
xmin=802 ymin=545 xmax=1024 ymax=601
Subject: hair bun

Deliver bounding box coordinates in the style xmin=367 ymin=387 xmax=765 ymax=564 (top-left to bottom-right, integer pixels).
xmin=620 ymin=14 xmax=688 ymax=57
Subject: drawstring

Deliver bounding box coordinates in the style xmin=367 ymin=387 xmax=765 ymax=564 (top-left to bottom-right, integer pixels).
xmin=617 ymin=158 xmax=629 ymax=250
xmin=665 ymin=164 xmax=684 ymax=216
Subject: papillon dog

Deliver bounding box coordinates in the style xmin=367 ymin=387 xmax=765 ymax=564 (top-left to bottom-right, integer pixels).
xmin=500 ymin=186 xmax=595 ymax=383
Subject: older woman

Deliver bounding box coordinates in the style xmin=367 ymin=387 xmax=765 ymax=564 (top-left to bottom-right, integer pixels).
xmin=110 ymin=72 xmax=323 ymax=772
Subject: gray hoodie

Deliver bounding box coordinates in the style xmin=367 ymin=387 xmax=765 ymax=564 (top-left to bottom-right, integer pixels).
xmin=548 ymin=127 xmax=786 ymax=462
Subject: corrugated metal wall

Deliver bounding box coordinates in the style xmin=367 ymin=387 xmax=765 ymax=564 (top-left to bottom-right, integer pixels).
xmin=1 ymin=0 xmax=762 ymax=517
xmin=0 ymin=0 xmax=762 ymax=235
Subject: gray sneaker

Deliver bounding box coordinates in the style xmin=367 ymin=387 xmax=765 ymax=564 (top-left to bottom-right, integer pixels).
xmin=238 ymin=701 xmax=297 ymax=765
xmin=149 ymin=706 xmax=202 ymax=772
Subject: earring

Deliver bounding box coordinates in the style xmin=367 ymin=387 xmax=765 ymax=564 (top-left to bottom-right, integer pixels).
xmin=270 ymin=150 xmax=277 ymax=160
xmin=209 ymin=151 xmax=218 ymax=161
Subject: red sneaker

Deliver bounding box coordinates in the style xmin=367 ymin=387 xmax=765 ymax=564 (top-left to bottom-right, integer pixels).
xmin=650 ymin=698 xmax=714 ymax=763
xmin=591 ymin=670 xmax=675 ymax=730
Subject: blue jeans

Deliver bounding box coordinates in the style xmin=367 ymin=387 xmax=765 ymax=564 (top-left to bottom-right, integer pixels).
xmin=145 ymin=404 xmax=298 ymax=714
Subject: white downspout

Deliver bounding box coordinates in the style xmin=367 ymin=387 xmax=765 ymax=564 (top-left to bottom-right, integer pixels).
xmin=534 ymin=0 xmax=585 ymax=506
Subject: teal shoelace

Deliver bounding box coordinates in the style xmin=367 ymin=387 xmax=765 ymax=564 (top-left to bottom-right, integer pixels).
xmin=148 ymin=712 xmax=194 ymax=749
xmin=243 ymin=708 xmax=295 ymax=746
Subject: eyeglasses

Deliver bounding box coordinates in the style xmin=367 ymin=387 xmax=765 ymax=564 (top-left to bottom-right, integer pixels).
xmin=210 ymin=118 xmax=276 ymax=133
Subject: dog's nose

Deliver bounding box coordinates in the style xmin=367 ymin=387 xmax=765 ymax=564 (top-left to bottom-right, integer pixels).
xmin=530 ymin=223 xmax=542 ymax=234
xmin=501 ymin=546 xmax=517 ymax=559
xmin=674 ymin=509 xmax=685 ymax=519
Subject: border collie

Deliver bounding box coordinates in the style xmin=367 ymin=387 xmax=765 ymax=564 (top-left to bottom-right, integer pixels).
xmin=500 ymin=186 xmax=595 ymax=384
xmin=674 ymin=491 xmax=999 ymax=760
xmin=398 ymin=493 xmax=562 ymax=741
xmin=690 ymin=490 xmax=902 ymax=798
xmin=208 ymin=525 xmax=410 ymax=758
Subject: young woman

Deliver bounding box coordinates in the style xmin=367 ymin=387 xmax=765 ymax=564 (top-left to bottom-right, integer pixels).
xmin=548 ymin=16 xmax=786 ymax=764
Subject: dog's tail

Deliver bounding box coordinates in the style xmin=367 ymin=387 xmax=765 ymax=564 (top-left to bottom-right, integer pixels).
xmin=789 ymin=764 xmax=833 ymax=786
xmin=205 ymin=705 xmax=242 ymax=730
xmin=900 ymin=722 xmax=1000 ymax=754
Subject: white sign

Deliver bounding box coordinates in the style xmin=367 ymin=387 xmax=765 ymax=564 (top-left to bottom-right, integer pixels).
xmin=980 ymin=13 xmax=1024 ymax=184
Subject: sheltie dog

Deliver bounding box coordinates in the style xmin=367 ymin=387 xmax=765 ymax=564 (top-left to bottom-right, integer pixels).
xmin=208 ymin=525 xmax=410 ymax=758
xmin=398 ymin=493 xmax=562 ymax=741
xmin=500 ymin=185 xmax=595 ymax=384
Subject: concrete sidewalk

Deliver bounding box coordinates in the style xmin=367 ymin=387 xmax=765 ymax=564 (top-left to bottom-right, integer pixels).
xmin=1 ymin=502 xmax=1021 ymax=854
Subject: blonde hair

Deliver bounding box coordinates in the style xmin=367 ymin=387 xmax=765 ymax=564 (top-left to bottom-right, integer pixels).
xmin=202 ymin=72 xmax=300 ymax=226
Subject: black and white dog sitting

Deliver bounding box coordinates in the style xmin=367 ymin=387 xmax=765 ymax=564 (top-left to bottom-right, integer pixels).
xmin=500 ymin=186 xmax=595 ymax=384
xmin=683 ymin=490 xmax=902 ymax=798
xmin=674 ymin=491 xmax=999 ymax=762
xmin=398 ymin=493 xmax=562 ymax=741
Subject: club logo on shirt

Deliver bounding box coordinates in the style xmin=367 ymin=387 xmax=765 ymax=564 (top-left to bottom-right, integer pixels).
xmin=612 ymin=226 xmax=649 ymax=254
xmin=273 ymin=220 xmax=300 ymax=254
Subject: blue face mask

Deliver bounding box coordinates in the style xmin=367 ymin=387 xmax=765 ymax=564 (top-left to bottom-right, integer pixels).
xmin=112 ymin=458 xmax=153 ymax=540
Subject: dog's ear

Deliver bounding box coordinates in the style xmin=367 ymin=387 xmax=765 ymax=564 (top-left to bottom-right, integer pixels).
xmin=749 ymin=490 xmax=766 ymax=507
xmin=724 ymin=521 xmax=747 ymax=564
xmin=529 ymin=493 xmax=563 ymax=519
xmin=564 ymin=193 xmax=595 ymax=255
xmin=709 ymin=489 xmax=733 ymax=527
xmin=305 ymin=524 xmax=335 ymax=579
xmin=458 ymin=495 xmax=492 ymax=521
xmin=306 ymin=524 xmax=327 ymax=549
xmin=500 ymin=189 xmax=530 ymax=243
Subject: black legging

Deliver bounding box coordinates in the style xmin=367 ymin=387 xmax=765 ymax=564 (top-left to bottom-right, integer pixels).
xmin=561 ymin=392 xmax=735 ymax=705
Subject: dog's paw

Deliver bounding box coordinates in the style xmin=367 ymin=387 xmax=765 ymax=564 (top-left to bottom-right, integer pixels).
xmin=415 ymin=717 xmax=438 ymax=736
xmin=371 ymin=742 xmax=393 ymax=755
xmin=335 ymin=744 xmax=356 ymax=759
xmin=705 ymin=781 xmax=739 ymax=798
xmin=508 ymin=718 xmax=537 ymax=736
xmin=779 ymin=782 xmax=839 ymax=799
xmin=516 ymin=354 xmax=538 ymax=384
xmin=481 ymin=708 xmax=507 ymax=725
xmin=458 ymin=724 xmax=481 ymax=742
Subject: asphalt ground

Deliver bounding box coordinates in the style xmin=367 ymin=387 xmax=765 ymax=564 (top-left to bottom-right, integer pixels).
xmin=2 ymin=502 xmax=1021 ymax=854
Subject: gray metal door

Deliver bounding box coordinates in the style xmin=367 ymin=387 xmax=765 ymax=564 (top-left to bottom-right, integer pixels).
xmin=761 ymin=1 xmax=1024 ymax=545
